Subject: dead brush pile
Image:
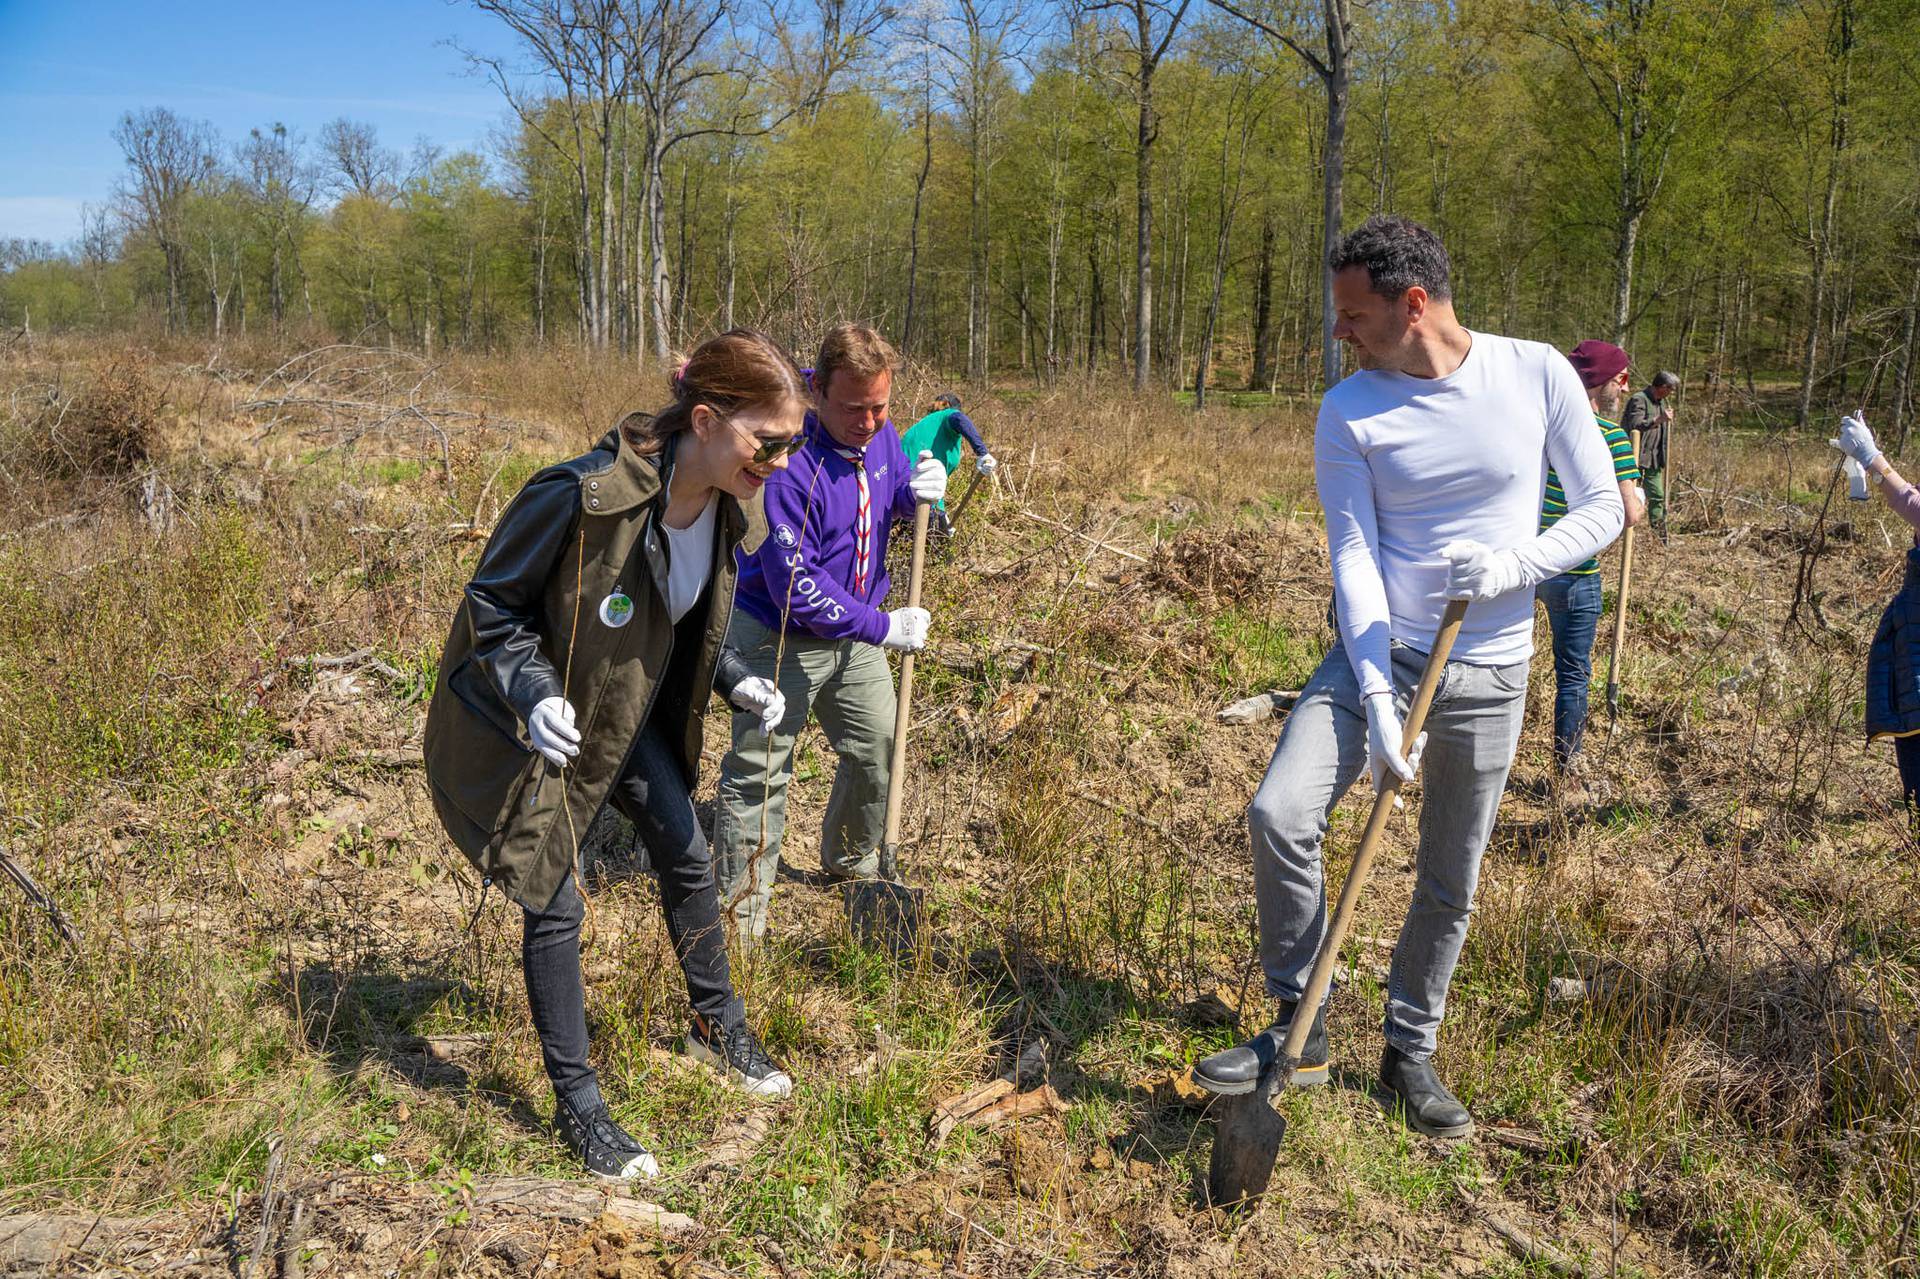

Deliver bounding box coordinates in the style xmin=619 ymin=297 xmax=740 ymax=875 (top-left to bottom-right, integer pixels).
xmin=1146 ymin=525 xmax=1273 ymax=602
xmin=20 ymin=355 xmax=163 ymax=479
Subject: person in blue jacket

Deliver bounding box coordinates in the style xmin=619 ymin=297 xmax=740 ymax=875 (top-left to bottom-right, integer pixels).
xmin=711 ymin=324 xmax=946 ymax=944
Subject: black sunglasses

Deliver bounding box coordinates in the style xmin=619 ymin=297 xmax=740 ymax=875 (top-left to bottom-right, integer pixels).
xmin=718 ymin=411 xmax=805 ymax=464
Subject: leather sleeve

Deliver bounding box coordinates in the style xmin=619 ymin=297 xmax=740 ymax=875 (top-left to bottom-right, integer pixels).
xmin=464 ymin=469 xmax=578 ymax=722
xmin=712 ymin=643 xmax=753 ymax=707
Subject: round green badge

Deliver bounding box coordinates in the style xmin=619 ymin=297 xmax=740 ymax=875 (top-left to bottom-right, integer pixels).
xmin=599 ymin=592 xmax=634 ymax=628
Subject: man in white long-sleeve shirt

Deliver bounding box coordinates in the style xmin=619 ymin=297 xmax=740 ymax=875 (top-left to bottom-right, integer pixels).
xmin=1194 ymin=216 xmax=1624 ymax=1138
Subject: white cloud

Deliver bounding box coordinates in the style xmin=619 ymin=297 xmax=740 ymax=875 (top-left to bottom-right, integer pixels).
xmin=0 ymin=196 xmax=89 ymax=245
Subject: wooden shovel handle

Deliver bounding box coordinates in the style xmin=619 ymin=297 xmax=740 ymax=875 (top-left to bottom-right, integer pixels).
xmin=1606 ymin=434 xmax=1641 ymax=712
xmin=948 ymin=468 xmax=987 ymax=525
xmin=881 ymin=502 xmax=934 ymax=853
xmin=1281 ymin=598 xmax=1469 ymax=1062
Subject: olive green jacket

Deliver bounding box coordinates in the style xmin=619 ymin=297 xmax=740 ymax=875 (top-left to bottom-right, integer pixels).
xmin=423 ymin=422 xmax=766 ymax=912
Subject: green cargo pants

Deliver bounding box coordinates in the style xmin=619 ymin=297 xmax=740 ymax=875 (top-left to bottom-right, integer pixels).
xmin=1642 ymin=466 xmax=1666 ymax=531
xmin=712 ymin=610 xmax=897 ymax=945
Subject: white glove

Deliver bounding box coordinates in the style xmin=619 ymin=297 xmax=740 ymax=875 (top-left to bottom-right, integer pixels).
xmin=882 ymin=606 xmax=930 ymax=652
xmin=528 ymin=696 xmax=580 ymax=768
xmin=1364 ymin=691 xmax=1428 ymax=797
xmin=1830 ymin=413 xmax=1882 ymax=470
xmin=1439 ymin=539 xmax=1523 ymax=603
xmin=729 ymin=675 xmax=785 ymax=735
xmin=909 ymin=450 xmax=947 ymax=504
xmin=1634 ymin=485 xmax=1646 ymax=505
xmin=975 ymin=452 xmax=998 ymax=476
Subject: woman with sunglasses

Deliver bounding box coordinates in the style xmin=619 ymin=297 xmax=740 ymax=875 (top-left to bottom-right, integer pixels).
xmin=424 ymin=329 xmax=808 ymax=1181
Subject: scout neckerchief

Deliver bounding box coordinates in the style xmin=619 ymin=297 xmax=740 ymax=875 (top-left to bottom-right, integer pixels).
xmin=833 ymin=445 xmax=873 ymax=598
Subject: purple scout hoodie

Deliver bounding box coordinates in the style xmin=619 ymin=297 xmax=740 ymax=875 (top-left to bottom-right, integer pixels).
xmin=733 ymin=410 xmax=918 ymax=644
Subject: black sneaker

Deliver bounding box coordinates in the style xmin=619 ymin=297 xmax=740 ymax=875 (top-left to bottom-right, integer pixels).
xmin=687 ymin=1013 xmax=793 ymax=1100
xmin=1378 ymin=1045 xmax=1474 ymax=1139
xmin=1192 ymin=999 xmax=1329 ymax=1096
xmin=553 ymin=1080 xmax=659 ymax=1180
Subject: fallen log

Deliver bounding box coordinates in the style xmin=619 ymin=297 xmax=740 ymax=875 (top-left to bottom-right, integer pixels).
xmin=928 ymin=1079 xmax=1017 ymax=1146
xmin=966 ymin=1084 xmax=1070 ymax=1128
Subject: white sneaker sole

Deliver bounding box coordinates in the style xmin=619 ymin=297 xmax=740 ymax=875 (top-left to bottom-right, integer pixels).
xmin=587 ymin=1149 xmax=659 ymax=1182
xmin=686 ymin=1038 xmax=794 ymax=1101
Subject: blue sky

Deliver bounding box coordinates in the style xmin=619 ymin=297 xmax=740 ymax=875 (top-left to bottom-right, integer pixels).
xmin=0 ymin=0 xmax=521 ymax=245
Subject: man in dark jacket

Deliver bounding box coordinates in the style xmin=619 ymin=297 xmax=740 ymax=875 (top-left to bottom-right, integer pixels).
xmin=1621 ymin=370 xmax=1677 ymax=536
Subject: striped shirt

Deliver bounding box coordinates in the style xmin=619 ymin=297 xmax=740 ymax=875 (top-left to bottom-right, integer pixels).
xmin=1541 ymin=416 xmax=1638 ymax=575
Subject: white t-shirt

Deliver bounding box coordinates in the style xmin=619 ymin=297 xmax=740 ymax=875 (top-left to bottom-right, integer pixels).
xmin=1315 ymin=330 xmax=1624 ymax=696
xmin=661 ymin=493 xmax=719 ymax=623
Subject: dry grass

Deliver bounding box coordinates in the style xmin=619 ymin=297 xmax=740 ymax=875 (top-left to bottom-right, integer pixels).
xmin=0 ymin=333 xmax=1917 ymax=1277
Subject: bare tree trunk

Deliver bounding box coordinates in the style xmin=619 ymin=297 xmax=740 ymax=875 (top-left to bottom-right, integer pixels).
xmin=969 ymin=107 xmax=988 ymax=379
xmin=675 ymin=158 xmax=691 ymax=346
xmin=1319 ymin=0 xmax=1349 ymax=390
xmin=1795 ymin=0 xmax=1852 ymax=431
xmin=1194 ymin=211 xmax=1230 ymax=408
xmin=598 ymin=94 xmax=616 ymax=350
xmin=615 ymin=110 xmax=630 ymax=351
xmin=722 ymin=198 xmax=737 ymax=331
xmin=646 ymin=134 xmax=672 ymax=362
xmin=1087 ymin=244 xmax=1103 ymax=376
xmin=1170 ymin=186 xmax=1191 ymax=390
xmin=1196 ymin=77 xmax=1259 ymax=409
xmin=1133 ymin=79 xmax=1155 ymax=392
xmin=903 ymin=90 xmax=932 ymax=354
xmin=1611 ymin=200 xmax=1640 ymax=344
xmin=1250 ymin=212 xmax=1274 ymax=390
xmin=1893 ymin=260 xmax=1919 ymax=455
xmin=533 ymin=189 xmax=549 ymax=343
xmin=1045 ymin=200 xmax=1063 ymax=385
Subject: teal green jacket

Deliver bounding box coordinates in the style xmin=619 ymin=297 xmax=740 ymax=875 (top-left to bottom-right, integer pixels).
xmin=898 ymin=408 xmax=989 ymax=508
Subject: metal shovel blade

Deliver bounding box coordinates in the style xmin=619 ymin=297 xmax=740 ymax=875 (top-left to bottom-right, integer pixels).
xmin=1202 ymin=600 xmax=1472 ymax=1212
xmin=843 ymin=844 xmax=924 ymax=956
xmin=1205 ymin=1072 xmax=1288 ymax=1208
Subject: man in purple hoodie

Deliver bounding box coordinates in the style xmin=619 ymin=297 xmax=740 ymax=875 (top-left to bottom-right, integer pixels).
xmin=712 ymin=324 xmax=946 ymax=945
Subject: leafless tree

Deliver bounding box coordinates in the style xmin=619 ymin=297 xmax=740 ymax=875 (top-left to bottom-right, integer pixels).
xmin=464 ymin=0 xmax=634 ymax=350
xmin=318 ymin=119 xmax=399 ymax=201
xmin=112 ymin=107 xmax=219 ymax=333
xmin=1075 ymin=0 xmax=1194 ymax=393
xmin=627 ymin=0 xmax=830 ymax=360
xmin=1208 ymin=0 xmax=1351 ymax=391
xmin=767 ymin=0 xmax=891 ymax=121
xmin=1194 ymin=42 xmax=1272 ymax=408
xmin=239 ymin=123 xmax=320 ymax=324
xmin=888 ymin=0 xmax=949 ymax=357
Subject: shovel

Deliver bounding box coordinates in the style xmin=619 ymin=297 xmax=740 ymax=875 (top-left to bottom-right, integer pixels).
xmin=1606 ymin=436 xmax=1642 ymax=734
xmin=1207 ymin=598 xmax=1469 ymax=1209
xmin=946 ymin=467 xmax=988 ymax=527
xmin=845 ymin=501 xmax=933 ymax=955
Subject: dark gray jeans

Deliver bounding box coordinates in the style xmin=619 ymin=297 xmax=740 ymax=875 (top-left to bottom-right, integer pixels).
xmin=1249 ymin=641 xmax=1528 ymax=1060
xmin=523 ymin=720 xmax=742 ymax=1098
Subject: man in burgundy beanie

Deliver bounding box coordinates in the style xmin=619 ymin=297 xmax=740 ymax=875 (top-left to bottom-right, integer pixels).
xmin=1538 ymin=340 xmax=1646 ymax=801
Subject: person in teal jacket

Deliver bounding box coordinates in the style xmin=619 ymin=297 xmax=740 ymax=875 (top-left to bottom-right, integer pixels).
xmin=898 ymin=392 xmax=996 ymax=534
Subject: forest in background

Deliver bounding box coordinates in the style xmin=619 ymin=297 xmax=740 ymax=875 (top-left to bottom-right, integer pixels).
xmin=4 ymin=0 xmax=1919 ymax=432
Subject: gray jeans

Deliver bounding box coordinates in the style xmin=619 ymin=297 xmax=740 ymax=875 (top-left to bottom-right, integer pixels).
xmin=1250 ymin=641 xmax=1527 ymax=1060
xmin=712 ymin=611 xmax=897 ymax=944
